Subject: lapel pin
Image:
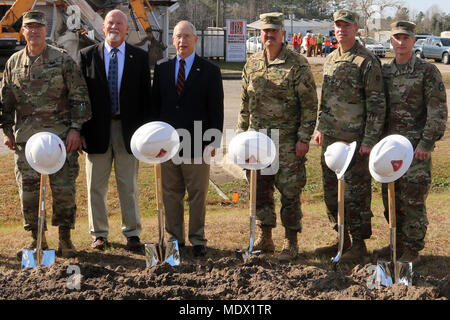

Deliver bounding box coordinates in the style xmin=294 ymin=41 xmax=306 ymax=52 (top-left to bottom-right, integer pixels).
xmin=130 ymin=54 xmax=133 ymax=59
xmin=196 ymin=68 xmax=200 ymax=71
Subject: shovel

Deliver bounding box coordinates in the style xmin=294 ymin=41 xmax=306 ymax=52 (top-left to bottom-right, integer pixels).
xmin=144 ymin=163 xmax=180 ymax=267
xmin=376 ymin=182 xmax=412 ymax=287
xmin=236 ymin=169 xmax=261 ymax=260
xmin=331 ymin=179 xmax=345 ymax=271
xmin=21 ymin=174 xmax=55 ymax=268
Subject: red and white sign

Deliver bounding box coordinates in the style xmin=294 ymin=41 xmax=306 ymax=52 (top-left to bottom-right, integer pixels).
xmin=226 ymin=19 xmax=247 ymax=62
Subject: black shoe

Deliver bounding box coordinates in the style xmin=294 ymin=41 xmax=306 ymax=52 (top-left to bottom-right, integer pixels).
xmin=126 ymin=236 xmax=143 ymax=250
xmin=193 ymin=245 xmax=207 ymax=257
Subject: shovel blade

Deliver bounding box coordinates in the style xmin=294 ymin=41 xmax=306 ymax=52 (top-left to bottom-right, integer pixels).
xmin=235 ymin=248 xmax=261 ymax=261
xmin=144 ymin=240 xmax=180 ymax=267
xmin=376 ymin=260 xmax=412 ymax=287
xmin=144 ymin=243 xmax=160 ymax=267
xmin=21 ymin=249 xmax=55 ymax=268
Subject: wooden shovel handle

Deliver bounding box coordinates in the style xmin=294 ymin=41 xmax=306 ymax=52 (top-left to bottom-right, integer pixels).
xmin=337 ymin=179 xmax=344 ymax=225
xmin=38 ymin=174 xmax=48 ymax=218
xmin=249 ymin=170 xmax=257 ymax=217
xmin=388 ymin=182 xmax=396 ymax=228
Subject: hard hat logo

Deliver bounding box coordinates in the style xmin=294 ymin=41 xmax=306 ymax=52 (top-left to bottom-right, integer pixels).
xmin=391 ymin=160 xmax=403 ymax=172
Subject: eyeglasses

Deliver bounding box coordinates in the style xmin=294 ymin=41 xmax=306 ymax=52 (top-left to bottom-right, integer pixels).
xmin=23 ymin=24 xmax=45 ymax=30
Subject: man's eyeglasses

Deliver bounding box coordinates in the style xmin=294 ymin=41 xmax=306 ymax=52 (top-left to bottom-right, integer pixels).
xmin=23 ymin=24 xmax=45 ymax=30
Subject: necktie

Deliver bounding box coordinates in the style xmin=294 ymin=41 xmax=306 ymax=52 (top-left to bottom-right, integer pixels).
xmin=176 ymin=59 xmax=185 ymax=96
xmin=108 ymin=48 xmax=119 ymax=115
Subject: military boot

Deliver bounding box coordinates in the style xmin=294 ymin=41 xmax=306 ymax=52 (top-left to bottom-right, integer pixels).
xmin=57 ymin=226 xmax=76 ymax=258
xmin=399 ymin=247 xmax=421 ymax=265
xmin=314 ymin=230 xmax=351 ymax=256
xmin=373 ymin=243 xmax=404 ymax=260
xmin=16 ymin=229 xmax=49 ymax=260
xmin=253 ymin=225 xmax=275 ymax=253
xmin=340 ymin=238 xmax=368 ymax=262
xmin=278 ymin=229 xmax=298 ymax=263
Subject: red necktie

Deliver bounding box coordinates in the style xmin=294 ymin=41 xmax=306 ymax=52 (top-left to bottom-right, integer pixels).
xmin=176 ymin=59 xmax=185 ymax=96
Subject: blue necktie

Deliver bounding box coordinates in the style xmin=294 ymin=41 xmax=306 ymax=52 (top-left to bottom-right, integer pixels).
xmin=108 ymin=48 xmax=119 ymax=115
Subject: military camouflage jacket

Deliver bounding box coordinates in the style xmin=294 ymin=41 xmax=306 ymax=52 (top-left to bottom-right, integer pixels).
xmin=0 ymin=44 xmax=91 ymax=143
xmin=382 ymin=55 xmax=447 ymax=151
xmin=318 ymin=41 xmax=386 ymax=147
xmin=237 ymin=45 xmax=318 ymax=144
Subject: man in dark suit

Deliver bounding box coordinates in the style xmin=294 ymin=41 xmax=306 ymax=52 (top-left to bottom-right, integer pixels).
xmin=152 ymin=20 xmax=224 ymax=257
xmin=78 ymin=9 xmax=151 ymax=251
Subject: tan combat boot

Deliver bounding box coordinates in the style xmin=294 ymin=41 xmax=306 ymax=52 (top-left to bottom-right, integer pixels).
xmin=340 ymin=238 xmax=368 ymax=262
xmin=399 ymin=247 xmax=421 ymax=265
xmin=314 ymin=230 xmax=351 ymax=256
xmin=57 ymin=226 xmax=76 ymax=258
xmin=16 ymin=229 xmax=49 ymax=260
xmin=278 ymin=228 xmax=298 ymax=263
xmin=253 ymin=225 xmax=275 ymax=253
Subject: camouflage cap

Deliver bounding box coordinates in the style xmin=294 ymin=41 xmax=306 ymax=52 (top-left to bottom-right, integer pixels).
xmin=391 ymin=21 xmax=415 ymax=36
xmin=333 ymin=9 xmax=359 ymax=25
xmin=260 ymin=12 xmax=284 ymax=30
xmin=22 ymin=11 xmax=47 ymax=26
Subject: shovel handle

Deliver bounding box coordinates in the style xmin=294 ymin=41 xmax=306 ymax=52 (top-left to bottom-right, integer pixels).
xmin=337 ymin=179 xmax=344 ymax=225
xmin=249 ymin=170 xmax=257 ymax=217
xmin=36 ymin=174 xmax=48 ymax=266
xmin=388 ymin=182 xmax=396 ymax=228
xmin=154 ymin=164 xmax=165 ymax=247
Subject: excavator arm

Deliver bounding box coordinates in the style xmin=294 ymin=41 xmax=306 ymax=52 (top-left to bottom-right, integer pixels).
xmin=128 ymin=0 xmax=153 ymax=35
xmin=0 ymin=0 xmax=37 ymax=32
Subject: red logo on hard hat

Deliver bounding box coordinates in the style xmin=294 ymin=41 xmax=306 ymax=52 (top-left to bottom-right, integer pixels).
xmin=391 ymin=160 xmax=403 ymax=172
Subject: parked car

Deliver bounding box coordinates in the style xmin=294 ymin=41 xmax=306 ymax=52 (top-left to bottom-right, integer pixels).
xmin=359 ymin=37 xmax=386 ymax=57
xmin=413 ymin=39 xmax=426 ymax=58
xmin=246 ymin=36 xmax=263 ymax=53
xmin=418 ymin=36 xmax=450 ymax=64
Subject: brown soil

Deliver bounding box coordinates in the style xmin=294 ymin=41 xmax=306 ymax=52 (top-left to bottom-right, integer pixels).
xmin=0 ymin=248 xmax=448 ymax=300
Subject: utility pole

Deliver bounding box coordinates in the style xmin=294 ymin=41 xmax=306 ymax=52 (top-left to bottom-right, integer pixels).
xmin=216 ymin=0 xmax=219 ymax=27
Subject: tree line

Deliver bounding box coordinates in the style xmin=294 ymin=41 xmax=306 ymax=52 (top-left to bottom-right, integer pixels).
xmin=169 ymin=0 xmax=450 ymax=36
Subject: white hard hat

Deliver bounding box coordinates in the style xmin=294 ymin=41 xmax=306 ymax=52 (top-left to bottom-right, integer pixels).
xmin=227 ymin=131 xmax=277 ymax=170
xmin=369 ymin=134 xmax=414 ymax=183
xmin=324 ymin=141 xmax=357 ymax=180
xmin=25 ymin=132 xmax=67 ymax=175
xmin=131 ymin=121 xmax=180 ymax=164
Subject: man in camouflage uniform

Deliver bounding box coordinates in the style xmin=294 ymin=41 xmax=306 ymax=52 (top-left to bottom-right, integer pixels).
xmin=314 ymin=10 xmax=386 ymax=262
xmin=237 ymin=12 xmax=318 ymax=262
xmin=0 ymin=11 xmax=91 ymax=258
xmin=374 ymin=21 xmax=447 ymax=264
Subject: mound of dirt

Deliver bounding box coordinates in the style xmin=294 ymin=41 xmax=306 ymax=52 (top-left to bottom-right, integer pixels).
xmin=0 ymin=256 xmax=448 ymax=300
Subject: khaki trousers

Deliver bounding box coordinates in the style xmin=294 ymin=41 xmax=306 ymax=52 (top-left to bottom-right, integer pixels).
xmin=86 ymin=119 xmax=141 ymax=239
xmin=161 ymin=160 xmax=210 ymax=246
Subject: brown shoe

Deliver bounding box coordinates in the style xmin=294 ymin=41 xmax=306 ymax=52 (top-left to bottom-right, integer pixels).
xmin=126 ymin=236 xmax=142 ymax=250
xmin=91 ymin=237 xmax=108 ymax=250
xmin=314 ymin=230 xmax=351 ymax=256
xmin=16 ymin=230 xmax=49 ymax=260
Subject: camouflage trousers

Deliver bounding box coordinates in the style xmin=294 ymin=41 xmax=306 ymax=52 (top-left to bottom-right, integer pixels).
xmin=382 ymin=156 xmax=431 ymax=252
xmin=321 ymin=134 xmax=373 ymax=239
xmin=14 ymin=143 xmax=80 ymax=231
xmin=246 ymin=139 xmax=307 ymax=232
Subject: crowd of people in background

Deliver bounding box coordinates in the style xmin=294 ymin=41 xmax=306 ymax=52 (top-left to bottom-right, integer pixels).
xmin=290 ymin=32 xmax=338 ymax=57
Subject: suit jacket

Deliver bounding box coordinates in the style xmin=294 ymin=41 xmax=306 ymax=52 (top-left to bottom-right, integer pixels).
xmin=152 ymin=54 xmax=224 ymax=159
xmin=78 ymin=42 xmax=151 ymax=154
